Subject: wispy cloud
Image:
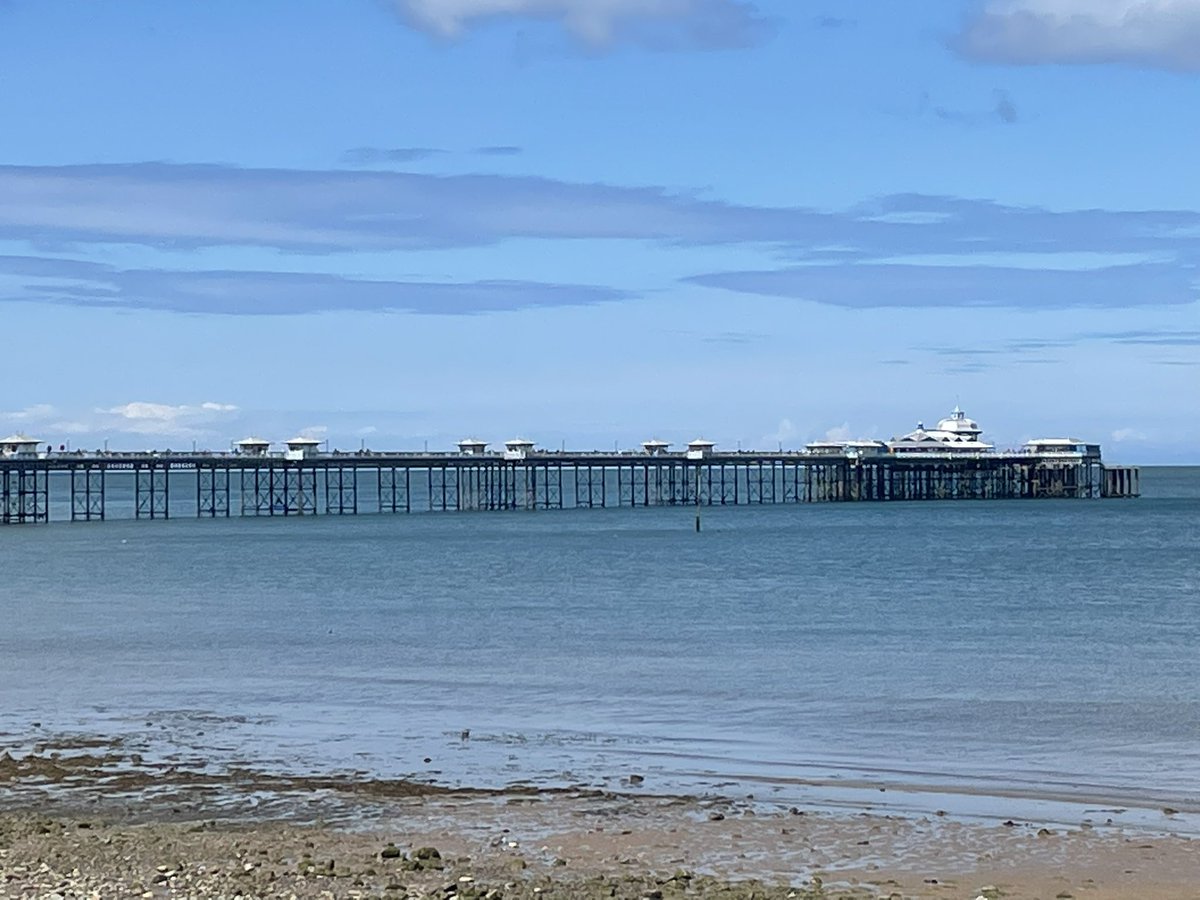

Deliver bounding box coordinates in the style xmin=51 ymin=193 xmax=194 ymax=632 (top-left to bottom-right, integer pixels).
xmin=956 ymin=0 xmax=1200 ymax=71
xmin=3 ymin=163 xmax=1200 ymax=313
xmin=945 ymin=361 xmax=995 ymax=374
xmin=0 ymin=257 xmax=633 ymax=316
xmin=915 ymin=89 xmax=1019 ymax=126
xmin=685 ymin=262 xmax=1198 ymax=309
xmin=992 ymin=89 xmax=1018 ymax=123
xmin=1091 ymin=328 xmax=1200 ymax=345
xmin=765 ymin=417 xmax=798 ymax=445
xmin=475 ymin=145 xmax=523 ymax=156
xmin=700 ymin=330 xmax=764 ymax=345
xmin=340 ymin=147 xmax=445 ymax=165
xmin=0 ymin=162 xmax=831 ymax=252
xmin=0 ymin=403 xmax=58 ymax=423
xmin=0 ymin=404 xmax=93 ymax=440
xmin=4 ymin=163 xmax=1200 ymax=257
xmin=1112 ymin=426 xmax=1149 ymax=442
xmin=391 ymin=0 xmax=776 ymax=51
xmin=823 ymin=423 xmax=854 ymax=442
xmin=919 ymin=328 xmax=1200 ymax=366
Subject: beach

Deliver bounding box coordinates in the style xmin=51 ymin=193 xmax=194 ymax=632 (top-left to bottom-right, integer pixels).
xmin=2 ymin=737 xmax=1199 ymax=899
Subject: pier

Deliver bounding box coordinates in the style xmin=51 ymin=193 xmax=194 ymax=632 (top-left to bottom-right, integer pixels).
xmin=0 ymin=446 xmax=1140 ymax=525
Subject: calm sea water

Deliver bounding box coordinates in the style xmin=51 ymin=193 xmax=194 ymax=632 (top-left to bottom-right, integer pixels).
xmin=2 ymin=467 xmax=1198 ymax=826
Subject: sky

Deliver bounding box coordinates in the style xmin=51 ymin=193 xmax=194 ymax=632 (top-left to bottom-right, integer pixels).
xmin=1 ymin=0 xmax=1197 ymax=462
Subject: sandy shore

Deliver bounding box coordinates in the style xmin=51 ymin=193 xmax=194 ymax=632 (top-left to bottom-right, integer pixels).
xmin=1 ymin=743 xmax=1198 ymax=899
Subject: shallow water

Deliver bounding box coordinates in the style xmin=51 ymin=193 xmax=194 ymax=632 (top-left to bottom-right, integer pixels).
xmin=2 ymin=466 xmax=1198 ymax=829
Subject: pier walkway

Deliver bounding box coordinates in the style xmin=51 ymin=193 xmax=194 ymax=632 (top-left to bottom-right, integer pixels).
xmin=0 ymin=449 xmax=1139 ymax=525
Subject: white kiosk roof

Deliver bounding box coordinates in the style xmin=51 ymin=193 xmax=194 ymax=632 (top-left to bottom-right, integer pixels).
xmin=0 ymin=433 xmax=39 ymax=445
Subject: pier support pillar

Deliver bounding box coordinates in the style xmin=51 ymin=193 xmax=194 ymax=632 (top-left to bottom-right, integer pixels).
xmin=198 ymin=466 xmax=230 ymax=517
xmin=1 ymin=467 xmax=48 ymax=524
xmin=378 ymin=466 xmax=411 ymax=513
xmin=70 ymin=466 xmax=105 ymax=521
xmin=135 ymin=463 xmax=170 ymax=519
xmin=325 ymin=466 xmax=358 ymax=514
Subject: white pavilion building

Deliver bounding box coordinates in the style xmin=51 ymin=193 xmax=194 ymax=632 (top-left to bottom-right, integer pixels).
xmin=886 ymin=406 xmax=995 ymax=456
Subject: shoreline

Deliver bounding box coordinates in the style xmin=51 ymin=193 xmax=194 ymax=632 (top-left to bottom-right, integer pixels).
xmin=3 ymin=729 xmax=1197 ymax=835
xmin=3 ymin=739 xmax=1199 ymax=898
xmin=2 ymin=786 xmax=1197 ymax=899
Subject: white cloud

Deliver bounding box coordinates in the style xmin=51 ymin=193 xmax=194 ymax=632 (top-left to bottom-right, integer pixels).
xmin=47 ymin=420 xmax=91 ymax=435
xmin=297 ymin=425 xmax=329 ymax=440
xmin=958 ymin=0 xmax=1200 ymax=70
xmin=393 ymin=0 xmax=771 ymax=49
xmin=3 ymin=401 xmax=240 ymax=445
xmin=98 ymin=401 xmax=240 ymax=438
xmin=824 ymin=423 xmax=854 ymax=442
xmin=1111 ymin=426 xmax=1149 ymax=441
xmin=764 ymin=417 xmax=797 ymax=446
xmin=0 ymin=403 xmax=57 ymax=423
xmin=106 ymin=402 xmax=184 ymax=422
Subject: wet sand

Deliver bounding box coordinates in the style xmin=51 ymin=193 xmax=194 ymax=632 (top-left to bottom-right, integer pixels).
xmin=2 ymin=740 xmax=1199 ymax=898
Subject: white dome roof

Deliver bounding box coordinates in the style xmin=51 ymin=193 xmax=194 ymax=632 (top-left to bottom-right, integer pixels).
xmin=935 ymin=406 xmax=981 ymax=435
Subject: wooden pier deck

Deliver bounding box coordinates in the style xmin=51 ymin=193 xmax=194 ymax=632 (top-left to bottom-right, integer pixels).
xmin=0 ymin=449 xmax=1140 ymax=525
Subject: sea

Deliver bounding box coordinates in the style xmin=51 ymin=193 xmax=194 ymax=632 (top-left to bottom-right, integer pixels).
xmin=2 ymin=466 xmax=1198 ymax=831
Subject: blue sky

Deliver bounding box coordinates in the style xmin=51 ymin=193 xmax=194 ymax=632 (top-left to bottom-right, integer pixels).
xmin=1 ymin=0 xmax=1197 ymax=462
